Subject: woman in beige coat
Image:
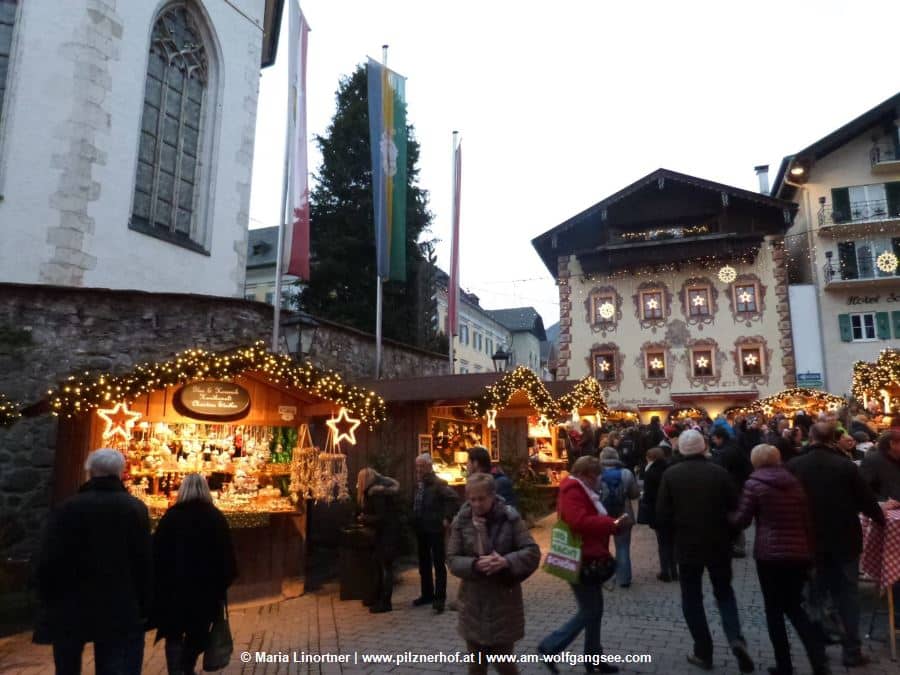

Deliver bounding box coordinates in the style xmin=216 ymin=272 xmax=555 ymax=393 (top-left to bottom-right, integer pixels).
xmin=447 ymin=473 xmax=541 ymax=674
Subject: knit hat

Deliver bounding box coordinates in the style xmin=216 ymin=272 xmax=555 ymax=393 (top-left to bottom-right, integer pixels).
xmin=678 ymin=429 xmax=706 ymax=456
xmin=599 ymin=447 xmax=620 ymax=466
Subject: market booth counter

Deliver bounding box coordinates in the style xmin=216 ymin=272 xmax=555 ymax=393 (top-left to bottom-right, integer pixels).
xmin=46 ymin=343 xmax=386 ymax=604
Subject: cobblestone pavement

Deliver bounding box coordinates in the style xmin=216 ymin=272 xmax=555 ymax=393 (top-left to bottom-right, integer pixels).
xmin=1 ymin=515 xmax=897 ymax=674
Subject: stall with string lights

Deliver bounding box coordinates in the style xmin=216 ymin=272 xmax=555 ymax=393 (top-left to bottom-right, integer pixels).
xmin=45 ymin=342 xmax=385 ymax=602
xmin=724 ymin=387 xmax=845 ymax=419
xmin=853 ymin=349 xmax=900 ymax=425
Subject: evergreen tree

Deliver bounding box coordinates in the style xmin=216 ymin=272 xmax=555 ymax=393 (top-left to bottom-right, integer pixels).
xmin=300 ymin=65 xmax=441 ymax=350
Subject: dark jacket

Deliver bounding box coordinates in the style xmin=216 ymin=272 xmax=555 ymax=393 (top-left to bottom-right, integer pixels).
xmin=490 ymin=467 xmax=517 ymax=509
xmin=640 ymin=458 xmax=669 ymax=529
xmin=151 ymin=500 xmax=237 ymax=641
xmin=729 ymin=466 xmax=814 ymax=562
xmin=738 ymin=427 xmax=763 ymax=457
xmin=656 ymin=455 xmax=738 ymax=565
xmin=860 ymin=447 xmax=900 ymax=500
xmin=788 ymin=445 xmax=885 ymax=560
xmin=447 ymin=500 xmax=540 ymax=645
xmin=360 ymin=476 xmax=404 ymax=560
xmin=850 ymin=420 xmax=878 ymax=443
xmin=577 ymin=426 xmax=598 ymax=457
xmin=557 ymin=476 xmax=616 ymax=562
xmin=711 ymin=439 xmax=753 ymax=491
xmin=412 ymin=471 xmax=460 ymax=534
xmin=35 ymin=476 xmax=152 ymax=643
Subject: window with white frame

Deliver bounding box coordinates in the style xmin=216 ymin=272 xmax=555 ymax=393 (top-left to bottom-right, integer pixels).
xmin=734 ymin=283 xmax=758 ymax=313
xmin=486 ymin=337 xmax=493 ymax=356
xmin=460 ymin=324 xmax=469 ymax=345
xmin=0 ymin=1 xmax=17 ymax=127
xmin=593 ymin=351 xmax=617 ymax=382
xmin=687 ymin=286 xmax=711 ymax=317
xmin=475 ymin=332 xmax=482 ymax=351
xmin=641 ymin=290 xmax=664 ymax=320
xmin=851 ymin=313 xmax=877 ymax=341
xmin=131 ymin=5 xmax=211 ymax=251
xmin=592 ymin=293 xmax=616 ymax=323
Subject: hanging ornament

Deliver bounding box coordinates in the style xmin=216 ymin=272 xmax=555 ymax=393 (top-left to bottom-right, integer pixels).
xmin=598 ymin=359 xmax=611 ymax=372
xmin=876 ymin=251 xmax=898 ymax=273
xmin=692 ymin=295 xmax=705 ymax=307
xmin=326 ymin=407 xmax=361 ymax=446
xmin=598 ymin=302 xmax=615 ymax=320
xmin=486 ymin=408 xmax=498 ymax=429
xmin=534 ymin=415 xmax=551 ymax=436
xmin=744 ymin=353 xmax=759 ymax=366
xmin=650 ymin=357 xmax=664 ymax=370
xmin=646 ymin=298 xmax=659 ymax=310
xmin=97 ymin=401 xmax=142 ymax=441
xmin=738 ymin=291 xmax=753 ymax=304
xmin=718 ymin=265 xmax=737 ymax=284
xmin=696 ymin=356 xmax=709 ymax=368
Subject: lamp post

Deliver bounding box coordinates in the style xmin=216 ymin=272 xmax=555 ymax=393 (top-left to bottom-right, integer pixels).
xmin=491 ymin=348 xmax=511 ymax=373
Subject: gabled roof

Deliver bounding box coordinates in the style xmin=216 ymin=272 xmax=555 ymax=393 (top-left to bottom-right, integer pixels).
xmin=485 ymin=307 xmax=547 ymax=341
xmin=532 ymin=168 xmax=796 ymax=276
xmin=261 ymin=0 xmax=285 ymax=68
xmin=247 ymin=227 xmax=279 ymax=268
xmin=771 ymin=91 xmax=900 ymax=200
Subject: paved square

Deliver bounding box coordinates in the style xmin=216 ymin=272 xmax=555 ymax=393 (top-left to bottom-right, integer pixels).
xmin=1 ymin=515 xmax=896 ymax=674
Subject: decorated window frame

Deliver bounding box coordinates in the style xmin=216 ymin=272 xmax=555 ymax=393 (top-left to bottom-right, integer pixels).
xmin=686 ymin=337 xmax=722 ymax=388
xmin=586 ymin=343 xmax=624 ymax=392
xmin=732 ymin=336 xmax=773 ymax=386
xmin=678 ymin=276 xmax=718 ymax=327
xmin=638 ymin=341 xmax=673 ymax=390
xmin=728 ymin=274 xmax=766 ymax=324
xmin=633 ymin=282 xmax=672 ymax=330
xmin=585 ymin=286 xmax=622 ymax=333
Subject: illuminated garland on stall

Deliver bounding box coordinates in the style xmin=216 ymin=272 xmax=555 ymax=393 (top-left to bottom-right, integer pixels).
xmin=467 ymin=366 xmax=558 ymax=420
xmin=852 ymin=349 xmax=900 ymax=400
xmin=606 ymin=409 xmax=640 ymax=423
xmin=46 ymin=341 xmax=387 ymax=428
xmin=557 ymin=377 xmax=610 ymax=418
xmin=0 ymin=392 xmax=22 ymax=428
xmin=754 ymin=387 xmax=845 ymax=415
xmin=672 ymin=407 xmax=707 ymax=421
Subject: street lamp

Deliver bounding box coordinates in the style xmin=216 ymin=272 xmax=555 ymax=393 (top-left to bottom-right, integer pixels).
xmin=492 ymin=348 xmax=511 ymax=373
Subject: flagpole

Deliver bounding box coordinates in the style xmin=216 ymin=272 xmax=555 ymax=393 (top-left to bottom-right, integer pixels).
xmin=448 ymin=130 xmax=458 ymax=374
xmin=374 ymin=44 xmax=389 ymax=379
xmin=272 ymin=9 xmax=297 ymax=354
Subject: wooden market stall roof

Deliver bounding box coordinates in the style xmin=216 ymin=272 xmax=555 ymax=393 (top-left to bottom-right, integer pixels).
xmin=853 ymin=349 xmax=900 ymax=399
xmin=726 ymin=387 xmax=844 ymax=416
xmin=20 ymin=342 xmax=387 ymax=428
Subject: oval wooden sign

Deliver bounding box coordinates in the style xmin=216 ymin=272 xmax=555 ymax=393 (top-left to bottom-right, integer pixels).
xmin=175 ymin=381 xmax=251 ymax=421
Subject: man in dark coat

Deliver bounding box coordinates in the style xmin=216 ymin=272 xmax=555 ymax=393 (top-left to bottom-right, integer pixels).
xmin=710 ymin=426 xmax=753 ymax=558
xmin=35 ymin=448 xmax=152 ymax=674
xmin=640 ymin=446 xmax=677 ymax=581
xmin=860 ymin=429 xmax=900 ymax=500
xmin=788 ymin=423 xmax=885 ymax=668
xmin=412 ymin=453 xmax=460 ymax=613
xmin=358 ymin=469 xmax=403 ymax=613
xmin=656 ymin=430 xmax=754 ymax=673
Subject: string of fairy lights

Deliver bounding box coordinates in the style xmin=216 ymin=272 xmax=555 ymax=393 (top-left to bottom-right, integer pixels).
xmin=557 ymin=376 xmax=611 ymax=416
xmin=852 ymin=349 xmax=900 ymax=401
xmin=3 ymin=341 xmax=387 ymax=428
xmin=724 ymin=387 xmax=845 ymax=417
xmin=466 ymin=366 xmax=559 ymax=419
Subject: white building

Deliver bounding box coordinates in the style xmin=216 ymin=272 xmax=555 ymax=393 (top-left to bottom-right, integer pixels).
xmin=771 ymin=92 xmax=900 ymax=395
xmin=0 ymin=0 xmax=282 ymax=296
xmin=244 ymin=226 xmax=297 ymax=305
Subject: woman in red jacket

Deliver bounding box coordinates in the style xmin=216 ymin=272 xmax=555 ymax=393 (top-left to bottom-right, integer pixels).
xmin=730 ymin=444 xmax=828 ymax=675
xmin=538 ymin=456 xmax=621 ymax=674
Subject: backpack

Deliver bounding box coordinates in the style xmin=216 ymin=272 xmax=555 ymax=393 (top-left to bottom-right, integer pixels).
xmin=600 ymin=467 xmax=627 ymax=518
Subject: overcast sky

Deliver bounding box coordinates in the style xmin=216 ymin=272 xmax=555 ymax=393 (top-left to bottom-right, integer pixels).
xmin=249 ymin=0 xmax=900 ymax=330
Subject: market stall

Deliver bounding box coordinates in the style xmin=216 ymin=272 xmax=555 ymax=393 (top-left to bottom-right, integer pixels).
xmin=853 ymin=349 xmax=900 ymax=427
xmin=754 ymin=387 xmax=845 ymax=417
xmin=47 ymin=343 xmax=385 ymax=602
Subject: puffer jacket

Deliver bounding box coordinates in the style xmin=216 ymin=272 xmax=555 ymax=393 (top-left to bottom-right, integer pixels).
xmin=447 ymin=500 xmax=541 ymax=646
xmin=729 ymin=466 xmax=813 ymax=562
xmin=557 ymin=476 xmax=616 ymax=562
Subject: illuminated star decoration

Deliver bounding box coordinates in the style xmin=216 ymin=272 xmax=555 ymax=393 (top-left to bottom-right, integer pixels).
xmin=326 ymin=407 xmax=361 ymax=446
xmin=744 ymin=353 xmax=759 ymax=366
xmin=598 ymin=359 xmax=611 ymax=372
xmin=876 ymin=251 xmax=899 ymax=274
xmin=646 ymin=298 xmax=659 ymax=310
xmin=718 ymin=265 xmax=737 ymax=284
xmin=739 ymin=291 xmax=753 ymax=303
xmin=535 ymin=415 xmax=551 ymax=436
xmin=486 ymin=408 xmax=498 ymax=429
xmin=97 ymin=401 xmax=142 ymax=441
xmin=696 ymin=356 xmax=709 ymax=368
xmin=692 ymin=295 xmax=705 ymax=307
xmin=598 ymin=302 xmax=615 ymax=320
xmin=650 ymin=358 xmax=664 ymax=370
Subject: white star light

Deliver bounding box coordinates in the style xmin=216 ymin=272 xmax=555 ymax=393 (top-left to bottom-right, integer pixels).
xmin=646 ymin=298 xmax=659 ymax=310
xmin=692 ymin=295 xmax=706 ymax=307
xmin=744 ymin=353 xmax=759 ymax=366
xmin=650 ymin=357 xmax=664 ymax=370
xmin=739 ymin=291 xmax=753 ymax=304
xmin=696 ymin=356 xmax=709 ymax=368
xmin=598 ymin=359 xmax=611 ymax=372
xmin=718 ymin=265 xmax=737 ymax=284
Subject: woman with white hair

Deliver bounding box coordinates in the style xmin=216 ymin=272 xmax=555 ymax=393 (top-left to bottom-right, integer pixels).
xmin=356 ymin=468 xmax=402 ymax=613
xmin=151 ymin=474 xmax=237 ymax=675
xmin=729 ymin=445 xmax=827 ymax=675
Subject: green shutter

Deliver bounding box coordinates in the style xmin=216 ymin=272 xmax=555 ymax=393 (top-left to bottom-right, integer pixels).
xmin=838 ymin=314 xmax=853 ymax=342
xmin=877 ymin=312 xmax=891 ymax=339
xmin=831 ymin=187 xmax=851 ymax=224
xmin=886 ymin=181 xmax=900 ymax=219
xmin=892 ymin=311 xmax=900 ymax=338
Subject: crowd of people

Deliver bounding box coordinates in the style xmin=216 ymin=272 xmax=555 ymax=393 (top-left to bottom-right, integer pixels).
xmin=30 ymin=405 xmax=900 ymax=675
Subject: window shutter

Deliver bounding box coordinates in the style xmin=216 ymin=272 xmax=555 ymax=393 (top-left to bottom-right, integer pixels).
xmin=876 ymin=312 xmax=891 ymax=339
xmin=838 ymin=314 xmax=852 ymax=342
xmin=892 ymin=311 xmax=900 ymax=338
xmin=886 ymin=181 xmax=900 ymax=219
xmin=837 ymin=241 xmax=858 ymax=280
xmin=831 ymin=187 xmax=851 ymax=224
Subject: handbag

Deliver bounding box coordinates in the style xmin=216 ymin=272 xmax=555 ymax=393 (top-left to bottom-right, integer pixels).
xmin=579 ymin=556 xmax=617 ymax=586
xmin=542 ymin=520 xmax=582 ymax=583
xmin=202 ymin=601 xmax=233 ymax=672
xmin=636 ymin=500 xmax=651 ymax=525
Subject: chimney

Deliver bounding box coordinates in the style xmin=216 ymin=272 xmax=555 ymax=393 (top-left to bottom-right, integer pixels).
xmin=754 ymin=165 xmax=770 ymax=195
